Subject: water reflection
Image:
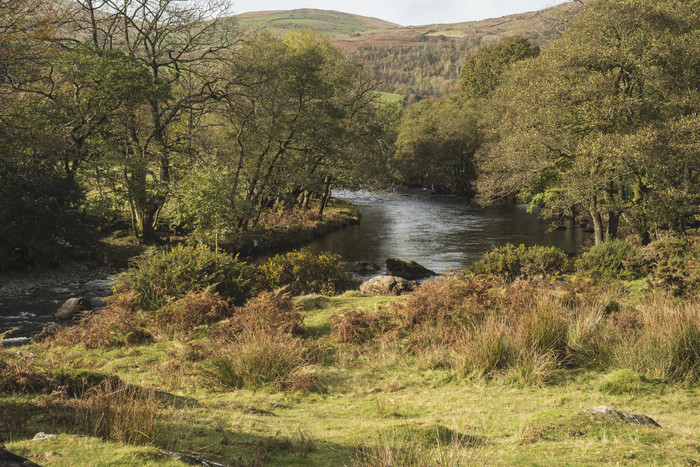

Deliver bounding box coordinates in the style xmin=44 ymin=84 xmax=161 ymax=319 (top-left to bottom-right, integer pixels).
xmin=304 ymin=188 xmax=591 ymax=274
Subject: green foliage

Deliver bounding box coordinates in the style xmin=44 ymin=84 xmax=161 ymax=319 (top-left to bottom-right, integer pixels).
xmin=260 ymin=248 xmax=360 ymax=296
xmin=112 ymin=245 xmax=259 ymax=310
xmin=461 ymin=36 xmax=539 ymax=99
xmin=576 ymin=240 xmax=638 ymax=280
xmin=631 ymin=237 xmax=700 ymax=296
xmin=393 ymin=97 xmax=480 ymax=194
xmin=478 ymin=0 xmax=700 ymax=241
xmin=470 ymin=244 xmax=570 ymax=281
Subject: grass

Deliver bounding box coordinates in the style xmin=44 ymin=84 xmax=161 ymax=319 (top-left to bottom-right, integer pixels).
xmin=2 ymin=282 xmax=700 ymax=465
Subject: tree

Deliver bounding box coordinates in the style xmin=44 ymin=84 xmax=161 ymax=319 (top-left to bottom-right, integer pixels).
xmin=393 ymin=97 xmax=480 ymax=195
xmin=460 ymin=36 xmax=539 ymax=99
xmin=64 ymin=0 xmax=237 ymax=242
xmin=477 ymin=0 xmax=700 ymax=244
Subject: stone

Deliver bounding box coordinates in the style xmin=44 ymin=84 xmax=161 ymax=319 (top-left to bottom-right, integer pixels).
xmin=32 ymin=432 xmax=57 ymax=441
xmin=583 ymin=405 xmax=661 ymax=427
xmin=157 ymin=449 xmax=226 ymax=467
xmin=360 ymin=275 xmax=416 ymax=296
xmin=340 ymin=261 xmax=380 ymax=273
xmin=0 ymin=446 xmax=41 ymax=466
xmin=54 ymin=297 xmax=93 ymax=320
xmin=385 ymin=258 xmax=436 ymax=280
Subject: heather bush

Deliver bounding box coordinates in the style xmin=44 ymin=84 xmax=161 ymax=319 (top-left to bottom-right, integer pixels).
xmin=470 ymin=244 xmax=570 ymax=281
xmin=330 ymin=309 xmax=393 ymax=344
xmin=154 ymin=291 xmax=232 ymax=333
xmin=111 ymin=244 xmax=259 ymax=310
xmin=576 ymin=240 xmax=639 ymax=280
xmin=260 ymin=248 xmax=360 ymax=296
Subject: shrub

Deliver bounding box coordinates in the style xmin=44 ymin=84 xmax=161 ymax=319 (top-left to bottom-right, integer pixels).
xmin=209 ymin=330 xmax=311 ymax=391
xmin=576 ymin=240 xmax=638 ymax=280
xmin=470 ymin=244 xmax=570 ymax=282
xmin=111 ymin=244 xmax=259 ymax=310
xmin=0 ymin=353 xmax=49 ymax=394
xmin=49 ymin=293 xmax=152 ymax=349
xmin=397 ymin=273 xmax=494 ymax=329
xmin=631 ymin=236 xmax=700 ymax=296
xmin=213 ymin=290 xmax=306 ymax=338
xmin=330 ymin=309 xmax=393 ymax=344
xmin=260 ymin=248 xmax=360 ymax=296
xmin=154 ymin=291 xmax=232 ymax=333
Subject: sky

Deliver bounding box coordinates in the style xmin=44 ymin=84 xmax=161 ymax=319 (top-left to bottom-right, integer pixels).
xmin=230 ymin=0 xmax=571 ymax=26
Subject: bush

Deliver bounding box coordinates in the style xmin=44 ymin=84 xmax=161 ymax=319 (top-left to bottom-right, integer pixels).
xmin=154 ymin=291 xmax=232 ymax=333
xmin=330 ymin=309 xmax=393 ymax=344
xmin=397 ymin=273 xmax=494 ymax=329
xmin=632 ymin=237 xmax=700 ymax=296
xmin=112 ymin=244 xmax=259 ymax=310
xmin=576 ymin=240 xmax=638 ymax=280
xmin=49 ymin=292 xmax=152 ymax=349
xmin=260 ymin=248 xmax=360 ymax=296
xmin=470 ymin=244 xmax=570 ymax=282
xmin=213 ymin=290 xmax=306 ymax=338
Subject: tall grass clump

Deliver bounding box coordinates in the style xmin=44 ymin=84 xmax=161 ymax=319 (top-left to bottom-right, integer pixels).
xmin=616 ymin=299 xmax=700 ymax=383
xmin=470 ymin=244 xmax=570 ymax=282
xmin=112 ymin=244 xmax=259 ymax=310
xmin=210 ymin=331 xmax=314 ymax=391
xmin=451 ymin=318 xmax=513 ymax=379
xmin=576 ymin=239 xmax=638 ymax=280
xmin=78 ymin=379 xmax=159 ymax=445
xmin=260 ymin=248 xmax=360 ymax=296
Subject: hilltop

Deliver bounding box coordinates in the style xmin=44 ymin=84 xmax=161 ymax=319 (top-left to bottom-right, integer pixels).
xmin=233 ymin=3 xmax=587 ymax=100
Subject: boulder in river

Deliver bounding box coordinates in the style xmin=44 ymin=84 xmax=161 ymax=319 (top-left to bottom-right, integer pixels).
xmin=54 ymin=297 xmax=93 ymax=320
xmin=386 ymin=258 xmax=436 ymax=280
xmin=360 ymin=276 xmax=416 ymax=296
xmin=583 ymin=405 xmax=661 ymax=427
xmin=341 ymin=261 xmax=380 ymax=273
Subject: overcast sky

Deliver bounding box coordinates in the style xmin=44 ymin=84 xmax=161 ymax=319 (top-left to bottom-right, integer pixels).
xmin=231 ymin=0 xmax=571 ymax=26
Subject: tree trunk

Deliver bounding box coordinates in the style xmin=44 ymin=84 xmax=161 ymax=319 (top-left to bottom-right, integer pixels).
xmin=589 ymin=207 xmax=604 ymax=246
xmin=319 ymin=175 xmax=332 ymax=216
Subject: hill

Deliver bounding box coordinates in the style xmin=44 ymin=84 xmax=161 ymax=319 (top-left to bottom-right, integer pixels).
xmin=233 ymin=3 xmax=588 ymax=100
xmin=234 ymin=9 xmax=399 ymax=35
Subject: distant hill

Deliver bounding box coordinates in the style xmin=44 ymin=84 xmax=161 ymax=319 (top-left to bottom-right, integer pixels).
xmin=234 ymin=9 xmax=399 ymax=36
xmin=232 ymin=3 xmax=588 ymax=100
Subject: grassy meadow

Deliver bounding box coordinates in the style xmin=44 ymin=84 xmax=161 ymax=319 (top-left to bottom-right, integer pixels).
xmin=2 ymin=258 xmax=699 ymax=466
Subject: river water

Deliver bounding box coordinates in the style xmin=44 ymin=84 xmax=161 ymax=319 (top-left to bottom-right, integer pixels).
xmin=305 ymin=188 xmax=591 ymax=274
xmin=0 ymin=187 xmax=591 ymax=342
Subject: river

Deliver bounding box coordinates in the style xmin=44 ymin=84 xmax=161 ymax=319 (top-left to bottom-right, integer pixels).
xmin=304 ymin=188 xmax=591 ymax=274
xmin=0 ymin=187 xmax=591 ymax=343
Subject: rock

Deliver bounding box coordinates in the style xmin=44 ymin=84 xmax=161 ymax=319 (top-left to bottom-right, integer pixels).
xmin=386 ymin=258 xmax=436 ymax=280
xmin=157 ymin=449 xmax=226 ymax=467
xmin=583 ymin=405 xmax=661 ymax=427
xmin=32 ymin=432 xmax=56 ymax=441
xmin=0 ymin=446 xmax=41 ymax=466
xmin=341 ymin=261 xmax=380 ymax=273
xmin=54 ymin=297 xmax=93 ymax=320
xmin=360 ymin=276 xmax=416 ymax=296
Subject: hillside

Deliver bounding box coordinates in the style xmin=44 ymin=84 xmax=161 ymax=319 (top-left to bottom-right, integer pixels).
xmin=234 ymin=9 xmax=399 ymax=35
xmin=235 ymin=3 xmax=588 ymax=100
